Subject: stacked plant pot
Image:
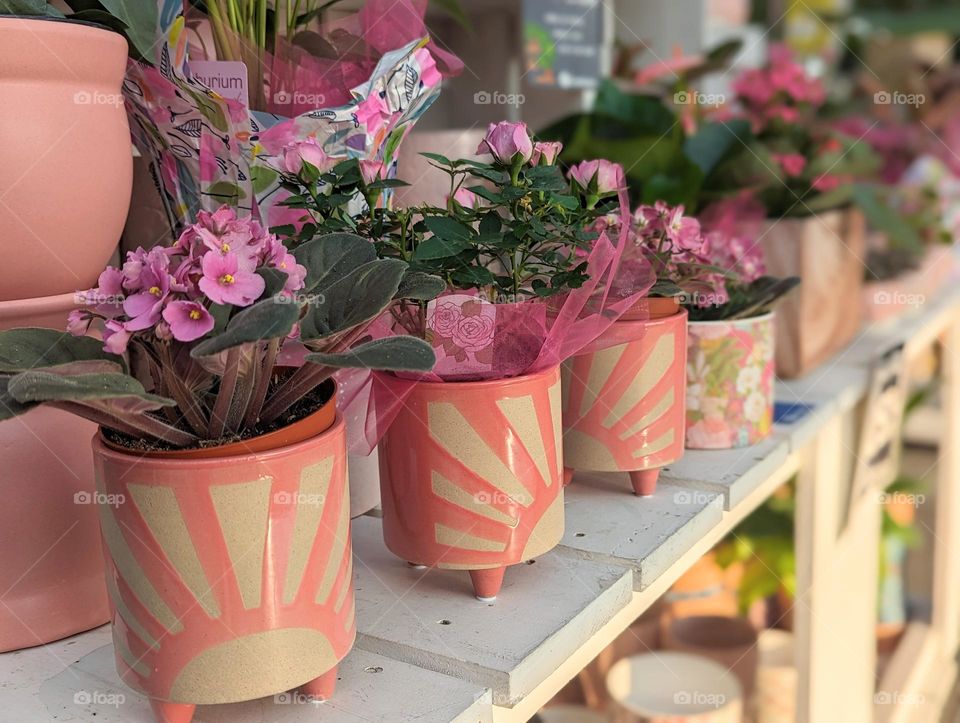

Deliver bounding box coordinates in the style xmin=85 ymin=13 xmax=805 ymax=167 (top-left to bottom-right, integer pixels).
xmin=760 ymin=208 xmax=865 ymax=378
xmin=0 ymin=16 xmax=132 ymax=651
xmin=561 ymin=300 xmax=688 ymax=496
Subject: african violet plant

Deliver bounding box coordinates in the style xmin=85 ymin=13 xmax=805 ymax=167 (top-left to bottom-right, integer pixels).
xmin=0 ymin=207 xmax=440 ymax=449
xmin=593 ymin=197 xmax=799 ymax=319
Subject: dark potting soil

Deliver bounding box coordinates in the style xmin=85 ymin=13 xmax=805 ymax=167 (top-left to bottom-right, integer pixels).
xmin=101 ymin=378 xmax=335 ymax=454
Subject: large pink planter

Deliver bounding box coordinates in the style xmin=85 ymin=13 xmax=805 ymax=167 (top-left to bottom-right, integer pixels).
xmin=91 ymin=418 xmax=356 ymax=723
xmin=0 ymin=291 xmax=109 ymax=653
xmin=685 ymin=313 xmax=775 ymax=449
xmin=378 ymin=366 xmax=564 ymax=601
xmin=0 ymin=18 xmax=132 ymax=300
xmin=561 ymin=310 xmax=688 ymax=496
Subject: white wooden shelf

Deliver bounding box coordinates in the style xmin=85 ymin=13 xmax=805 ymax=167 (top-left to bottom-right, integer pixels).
xmin=3 ymin=287 xmax=959 ymax=722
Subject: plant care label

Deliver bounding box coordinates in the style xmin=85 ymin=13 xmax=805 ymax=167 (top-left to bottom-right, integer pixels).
xmin=523 ymin=0 xmax=606 ymax=89
xmin=773 ymin=401 xmax=815 ymax=424
xmin=187 ymin=60 xmax=249 ymax=108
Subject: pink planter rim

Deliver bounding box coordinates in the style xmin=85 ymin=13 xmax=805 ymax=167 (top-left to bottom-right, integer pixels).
xmin=687 ymin=310 xmax=774 ymax=327
xmin=93 ymin=415 xmax=346 ymax=469
xmin=394 ymin=364 xmax=559 ymax=392
xmin=0 ymin=290 xmax=78 ymax=322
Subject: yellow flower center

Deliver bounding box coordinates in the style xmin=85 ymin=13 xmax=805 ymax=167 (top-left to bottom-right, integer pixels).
xmin=220 ymin=242 xmax=231 ymax=253
xmin=220 ymin=274 xmax=235 ymax=285
xmin=149 ymin=285 xmax=161 ymax=296
xmin=189 ymin=309 xmax=202 ymax=321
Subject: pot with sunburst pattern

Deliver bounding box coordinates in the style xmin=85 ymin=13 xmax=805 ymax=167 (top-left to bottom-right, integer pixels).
xmin=378 ymin=365 xmax=564 ymax=602
xmin=91 ymin=415 xmax=355 ymax=723
xmin=561 ymin=309 xmax=687 ymax=496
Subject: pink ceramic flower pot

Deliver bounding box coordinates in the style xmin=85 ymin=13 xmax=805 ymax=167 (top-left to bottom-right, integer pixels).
xmin=561 ymin=310 xmax=688 ymax=496
xmin=0 ymin=291 xmax=109 ymax=653
xmin=0 ymin=17 xmax=132 ymax=301
xmin=91 ymin=417 xmax=356 ymax=723
xmin=378 ymin=366 xmax=564 ymax=601
xmin=685 ymin=313 xmax=775 ymax=449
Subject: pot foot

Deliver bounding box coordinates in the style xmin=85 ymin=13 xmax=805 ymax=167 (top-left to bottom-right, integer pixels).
xmin=150 ymin=700 xmax=195 ymax=723
xmin=407 ymin=562 xmax=428 ymax=570
xmin=629 ymin=469 xmax=659 ymax=497
xmin=300 ymin=666 xmax=338 ymax=701
xmin=562 ymin=467 xmax=575 ymax=487
xmin=469 ymin=567 xmax=506 ymax=602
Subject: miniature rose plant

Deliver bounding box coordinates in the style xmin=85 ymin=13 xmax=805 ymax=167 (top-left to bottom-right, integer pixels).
xmin=0 ymin=207 xmax=442 ymax=448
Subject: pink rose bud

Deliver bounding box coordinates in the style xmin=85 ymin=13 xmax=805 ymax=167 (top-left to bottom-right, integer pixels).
xmin=451 ymin=187 xmax=478 ymax=209
xmin=476 ymin=121 xmax=534 ymax=165
xmin=281 ymin=138 xmax=329 ymax=175
xmin=359 ymin=159 xmax=383 ymax=185
xmin=567 ymin=159 xmax=625 ymax=196
xmin=531 ymin=140 xmax=563 ymax=166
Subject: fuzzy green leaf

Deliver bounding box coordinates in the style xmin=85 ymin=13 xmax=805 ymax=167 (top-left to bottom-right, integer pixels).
xmin=0 ymin=328 xmax=120 ymax=373
xmin=294 ymin=232 xmax=376 ymax=293
xmin=191 ymin=298 xmax=300 ymax=358
xmin=396 ymin=270 xmax=446 ymax=301
xmin=305 ymin=336 xmax=435 ymax=372
xmin=8 ymin=371 xmax=174 ymax=410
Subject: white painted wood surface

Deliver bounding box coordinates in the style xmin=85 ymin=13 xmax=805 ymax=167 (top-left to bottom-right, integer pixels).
xmin=1 ymin=287 xmax=958 ymax=723
xmin=0 ymin=626 xmax=493 ymax=722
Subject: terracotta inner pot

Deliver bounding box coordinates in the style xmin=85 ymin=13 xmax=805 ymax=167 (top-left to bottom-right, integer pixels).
xmin=619 ymin=295 xmax=681 ymax=321
xmin=100 ymin=379 xmax=337 ymax=459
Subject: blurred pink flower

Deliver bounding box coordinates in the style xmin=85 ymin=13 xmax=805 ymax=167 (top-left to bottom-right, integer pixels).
xmin=531 ymin=140 xmax=563 ymax=166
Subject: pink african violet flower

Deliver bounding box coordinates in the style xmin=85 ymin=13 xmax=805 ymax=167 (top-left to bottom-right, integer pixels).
xmin=198 ymin=252 xmax=265 ymax=306
xmin=567 ymin=159 xmax=625 ymax=196
xmin=359 ymin=159 xmax=383 ymax=185
xmin=103 ymin=320 xmax=131 ymax=355
xmin=123 ymin=260 xmax=173 ymax=331
xmin=66 ymin=309 xmax=91 ymax=336
xmin=162 ymin=300 xmax=215 ymax=342
xmin=451 ymin=187 xmax=478 ymax=209
xmin=476 ymin=121 xmax=533 ymax=165
xmin=772 ymin=152 xmax=806 ymax=177
xmin=530 ymin=140 xmax=563 ymax=166
xmin=282 ymin=138 xmax=329 ymax=175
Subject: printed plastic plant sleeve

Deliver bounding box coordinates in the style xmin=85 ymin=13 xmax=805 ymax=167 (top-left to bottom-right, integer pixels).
xmin=121 ymin=1 xmax=448 ymax=233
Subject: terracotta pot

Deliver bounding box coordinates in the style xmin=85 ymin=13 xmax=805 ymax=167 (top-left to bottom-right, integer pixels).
xmin=663 ymin=615 xmax=759 ymax=700
xmin=0 ymin=290 xmax=109 ymax=652
xmin=620 ymin=295 xmax=682 ymax=321
xmin=755 ymin=629 xmax=797 ymax=723
xmin=862 ymin=245 xmax=955 ymax=322
xmin=577 ymin=605 xmax=663 ymax=710
xmin=0 ymin=17 xmax=132 ymax=301
xmin=91 ymin=417 xmax=355 ymax=723
xmin=348 ymin=446 xmax=382 ymax=518
xmin=378 ymin=366 xmax=564 ymax=601
xmin=760 ymin=208 xmax=865 ymax=378
xmin=561 ymin=310 xmax=688 ymax=496
xmin=100 ymin=381 xmax=337 ymax=459
xmin=685 ymin=313 xmax=775 ymax=450
xmin=606 ymin=652 xmax=744 ymax=722
xmin=661 ymin=552 xmax=738 ymax=628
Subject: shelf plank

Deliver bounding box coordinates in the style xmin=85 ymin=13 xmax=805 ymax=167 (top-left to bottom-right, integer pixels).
xmin=656 ymin=431 xmax=790 ymax=510
xmin=558 ymin=475 xmax=723 ymax=590
xmin=349 ymin=516 xmax=634 ymax=707
xmin=0 ymin=626 xmax=492 ymax=722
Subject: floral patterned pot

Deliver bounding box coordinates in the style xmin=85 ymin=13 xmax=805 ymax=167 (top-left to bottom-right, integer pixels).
xmin=91 ymin=417 xmax=355 ymax=723
xmin=378 ymin=366 xmax=564 ymax=601
xmin=561 ymin=310 xmax=688 ymax=496
xmin=685 ymin=313 xmax=775 ymax=449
